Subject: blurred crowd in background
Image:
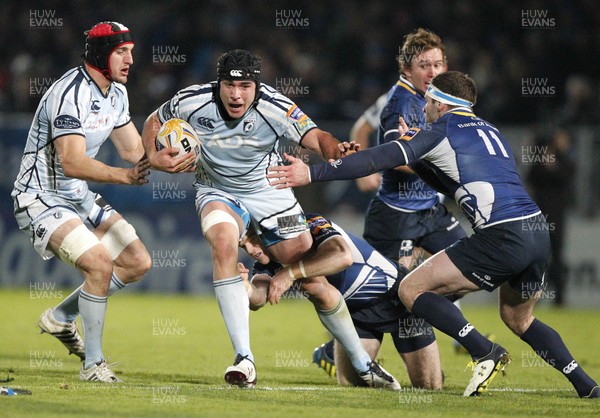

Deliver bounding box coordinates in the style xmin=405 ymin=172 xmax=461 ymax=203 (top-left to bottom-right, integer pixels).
xmin=1 ymin=0 xmax=600 ymax=303
xmin=1 ymin=0 xmax=599 ymax=126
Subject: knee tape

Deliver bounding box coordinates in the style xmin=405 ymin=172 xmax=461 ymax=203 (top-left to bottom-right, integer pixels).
xmin=58 ymin=224 xmax=101 ymax=266
xmin=201 ymin=210 xmax=239 ymax=235
xmin=100 ymin=219 xmax=139 ymax=260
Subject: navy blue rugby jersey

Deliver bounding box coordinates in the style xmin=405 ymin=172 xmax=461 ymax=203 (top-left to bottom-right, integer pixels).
xmin=252 ymin=213 xmax=400 ymax=311
xmin=377 ymin=77 xmax=438 ymax=211
xmin=310 ymin=108 xmax=540 ymax=229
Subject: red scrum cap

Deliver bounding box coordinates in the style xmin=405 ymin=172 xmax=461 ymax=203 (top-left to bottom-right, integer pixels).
xmin=84 ymin=21 xmax=133 ymax=81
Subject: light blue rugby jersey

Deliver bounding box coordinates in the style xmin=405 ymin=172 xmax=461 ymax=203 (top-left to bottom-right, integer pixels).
xmin=13 ymin=66 xmax=131 ymax=198
xmin=157 ymin=82 xmax=318 ymax=194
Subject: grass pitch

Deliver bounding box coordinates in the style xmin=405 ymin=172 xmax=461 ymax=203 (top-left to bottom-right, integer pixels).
xmin=0 ymin=288 xmax=599 ymax=417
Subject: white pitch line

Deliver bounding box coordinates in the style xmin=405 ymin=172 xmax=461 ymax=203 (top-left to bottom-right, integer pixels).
xmin=206 ymin=386 xmax=345 ymax=391
xmin=488 ymin=387 xmax=573 ymax=393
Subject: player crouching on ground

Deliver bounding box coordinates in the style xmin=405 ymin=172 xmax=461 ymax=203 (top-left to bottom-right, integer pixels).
xmin=240 ymin=213 xmax=444 ymax=390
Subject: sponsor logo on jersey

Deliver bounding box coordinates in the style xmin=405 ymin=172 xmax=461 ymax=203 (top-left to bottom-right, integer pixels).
xmin=306 ymin=215 xmax=330 ymax=235
xmin=52 ymin=211 xmax=62 ymax=219
xmin=110 ymin=93 xmax=116 ymax=108
xmin=196 ymin=117 xmax=215 ymax=132
xmin=277 ymin=214 xmax=308 ymax=235
xmin=286 ymin=105 xmax=306 ymax=121
xmin=243 ymin=117 xmax=256 ymax=133
xmin=400 ymin=127 xmax=421 ymax=141
xmin=53 ymin=115 xmax=81 ymax=130
xmin=329 ymin=159 xmax=342 ymax=168
xmin=91 ymin=100 xmax=100 ymax=112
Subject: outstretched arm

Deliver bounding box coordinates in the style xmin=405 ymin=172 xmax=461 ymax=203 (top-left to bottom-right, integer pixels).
xmin=267 ymin=141 xmax=408 ymax=188
xmin=300 ymin=128 xmax=358 ymax=161
xmin=268 ymin=117 xmax=411 ymax=188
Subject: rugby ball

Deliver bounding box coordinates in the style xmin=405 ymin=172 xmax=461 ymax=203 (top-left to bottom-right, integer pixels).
xmin=155 ymin=118 xmax=200 ymax=157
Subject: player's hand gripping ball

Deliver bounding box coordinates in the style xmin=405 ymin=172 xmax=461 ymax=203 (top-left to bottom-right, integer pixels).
xmin=155 ymin=118 xmax=200 ymax=157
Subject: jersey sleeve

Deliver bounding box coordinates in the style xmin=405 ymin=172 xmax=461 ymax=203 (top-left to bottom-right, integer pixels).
xmin=48 ymin=84 xmax=88 ymax=140
xmin=157 ymin=84 xmax=209 ymax=123
xmin=309 ymin=125 xmax=444 ymax=183
xmin=380 ymin=93 xmax=425 ymax=144
xmin=114 ymin=85 xmax=131 ymax=128
xmin=305 ymin=213 xmax=341 ymax=247
xmin=362 ymin=94 xmax=387 ymax=129
xmin=257 ymin=86 xmax=318 ymax=144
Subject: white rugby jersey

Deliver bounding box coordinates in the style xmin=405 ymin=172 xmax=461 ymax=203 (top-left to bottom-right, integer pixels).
xmin=12 ymin=66 xmax=131 ymax=199
xmin=362 ymin=93 xmax=387 ymax=129
xmin=157 ymin=82 xmax=318 ymax=194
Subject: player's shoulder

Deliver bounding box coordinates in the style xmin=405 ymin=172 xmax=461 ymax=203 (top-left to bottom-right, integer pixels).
xmin=256 ymin=83 xmax=296 ymax=114
xmin=49 ymin=67 xmax=88 ymax=95
xmin=44 ymin=67 xmax=94 ymax=110
xmin=175 ymin=82 xmax=216 ymax=104
xmin=111 ymin=80 xmax=128 ymax=98
xmin=444 ymin=108 xmax=497 ymax=129
xmin=305 ymin=213 xmax=342 ymax=242
xmin=382 ymin=81 xmax=423 ymax=118
xmin=306 ymin=212 xmax=331 ymax=230
xmin=393 ymin=79 xmax=422 ymax=102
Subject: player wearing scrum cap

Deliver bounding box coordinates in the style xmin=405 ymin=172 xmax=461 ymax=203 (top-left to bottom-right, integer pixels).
xmin=268 ymin=71 xmax=600 ymax=399
xmin=141 ymin=49 xmax=397 ymax=388
xmin=12 ymin=21 xmax=151 ymax=382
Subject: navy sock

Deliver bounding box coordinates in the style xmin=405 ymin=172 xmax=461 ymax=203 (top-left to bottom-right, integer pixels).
xmin=412 ymin=292 xmax=493 ymax=359
xmin=520 ymin=318 xmax=598 ymax=397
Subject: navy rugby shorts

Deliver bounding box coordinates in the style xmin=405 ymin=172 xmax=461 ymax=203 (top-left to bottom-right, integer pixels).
xmin=350 ymin=280 xmax=436 ymax=353
xmin=445 ymin=214 xmax=551 ymax=293
xmin=363 ymin=198 xmax=466 ymax=260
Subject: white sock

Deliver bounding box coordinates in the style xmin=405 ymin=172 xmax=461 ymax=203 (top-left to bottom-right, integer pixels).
xmin=53 ymin=273 xmax=126 ymax=323
xmin=79 ymin=289 xmax=107 ymax=368
xmin=214 ymin=276 xmax=253 ymax=362
xmin=316 ymin=296 xmax=371 ymax=373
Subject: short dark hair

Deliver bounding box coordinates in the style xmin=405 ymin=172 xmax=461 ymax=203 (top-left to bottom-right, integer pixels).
xmin=431 ymin=71 xmax=477 ymax=107
xmin=398 ymin=28 xmax=446 ymax=74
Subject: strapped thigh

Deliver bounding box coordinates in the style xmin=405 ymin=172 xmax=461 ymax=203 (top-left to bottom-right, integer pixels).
xmin=58 ymin=224 xmax=101 ymax=266
xmin=100 ymin=219 xmax=139 ymax=260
